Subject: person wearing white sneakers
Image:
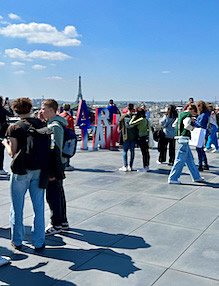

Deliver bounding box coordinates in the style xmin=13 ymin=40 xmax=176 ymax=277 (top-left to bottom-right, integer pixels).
xmin=168 ymin=104 xmax=205 ymax=184
xmin=129 ymin=107 xmax=150 ymax=172
xmin=119 ymin=103 xmax=137 ymax=172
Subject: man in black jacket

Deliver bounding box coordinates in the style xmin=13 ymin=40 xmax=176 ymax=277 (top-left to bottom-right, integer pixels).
xmin=0 ymin=96 xmax=13 ymax=175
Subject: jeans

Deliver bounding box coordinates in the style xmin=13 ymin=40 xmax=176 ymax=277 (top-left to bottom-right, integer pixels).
xmin=206 ymin=124 xmax=218 ymax=150
xmin=46 ymin=179 xmax=68 ymax=227
xmin=122 ymin=141 xmax=135 ymax=167
xmin=196 ymin=147 xmax=208 ymax=167
xmin=10 ymin=169 xmax=45 ymax=248
xmin=0 ymin=144 xmax=4 ymax=170
xmin=159 ymin=137 xmax=175 ymax=163
xmin=139 ymin=136 xmax=150 ymax=167
xmin=168 ymin=139 xmax=201 ymax=181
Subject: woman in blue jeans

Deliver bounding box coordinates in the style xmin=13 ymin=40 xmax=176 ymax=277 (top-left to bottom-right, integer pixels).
xmin=194 ymin=101 xmax=211 ymax=171
xmin=168 ymin=104 xmax=204 ymax=184
xmin=2 ymin=98 xmax=45 ymax=251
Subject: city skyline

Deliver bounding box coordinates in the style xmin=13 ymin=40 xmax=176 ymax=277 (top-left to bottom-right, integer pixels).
xmin=0 ymin=0 xmax=219 ymax=102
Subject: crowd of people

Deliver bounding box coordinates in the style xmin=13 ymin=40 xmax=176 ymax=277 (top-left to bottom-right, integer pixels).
xmin=118 ymin=98 xmax=218 ymax=185
xmin=0 ymin=95 xmax=218 ymax=263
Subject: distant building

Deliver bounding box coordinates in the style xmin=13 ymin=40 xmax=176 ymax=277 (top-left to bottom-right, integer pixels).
xmin=75 ymin=76 xmax=83 ymax=104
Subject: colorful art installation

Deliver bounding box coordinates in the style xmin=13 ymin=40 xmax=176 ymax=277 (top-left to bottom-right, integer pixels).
xmin=75 ymin=100 xmax=91 ymax=150
xmin=76 ymin=100 xmax=120 ymax=150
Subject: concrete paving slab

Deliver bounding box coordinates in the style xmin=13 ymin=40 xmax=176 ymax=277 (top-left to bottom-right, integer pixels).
xmin=205 ymin=218 xmax=219 ymax=235
xmin=55 ymin=213 xmax=147 ymax=249
xmin=67 ymin=189 xmax=135 ymax=212
xmin=172 ymin=233 xmax=219 ymax=280
xmin=112 ymin=222 xmax=201 ymax=268
xmin=152 ymin=202 xmax=219 ymax=230
xmin=55 ymin=253 xmax=166 ymax=286
xmin=106 ymin=194 xmax=176 ymax=220
xmin=154 ymin=269 xmax=219 ymax=286
xmin=183 ymin=187 xmax=219 ymax=207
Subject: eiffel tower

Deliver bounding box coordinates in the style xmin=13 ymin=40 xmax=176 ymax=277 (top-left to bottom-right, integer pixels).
xmin=75 ymin=75 xmax=83 ymax=104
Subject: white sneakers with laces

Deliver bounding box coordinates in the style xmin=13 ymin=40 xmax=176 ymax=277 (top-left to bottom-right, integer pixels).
xmin=137 ymin=167 xmax=150 ymax=172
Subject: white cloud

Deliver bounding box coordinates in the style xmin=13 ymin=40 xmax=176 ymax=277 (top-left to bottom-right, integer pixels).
xmin=5 ymin=48 xmax=71 ymax=61
xmin=1 ymin=20 xmax=11 ymax=25
xmin=14 ymin=70 xmax=24 ymax=74
xmin=32 ymin=64 xmax=46 ymax=70
xmin=0 ymin=22 xmax=81 ymax=47
xmin=0 ymin=62 xmax=5 ymax=66
xmin=11 ymin=61 xmax=25 ymax=66
xmin=47 ymin=76 xmax=62 ymax=80
xmin=161 ymin=71 xmax=170 ymax=74
xmin=8 ymin=13 xmax=22 ymax=21
xmin=0 ymin=15 xmax=3 ymax=20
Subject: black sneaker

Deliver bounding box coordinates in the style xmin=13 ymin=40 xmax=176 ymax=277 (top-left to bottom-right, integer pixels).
xmin=34 ymin=243 xmax=45 ymax=252
xmin=198 ymin=166 xmax=203 ymax=171
xmin=203 ymin=165 xmax=209 ymax=170
xmin=11 ymin=241 xmax=22 ymax=251
xmin=61 ymin=222 xmax=69 ymax=230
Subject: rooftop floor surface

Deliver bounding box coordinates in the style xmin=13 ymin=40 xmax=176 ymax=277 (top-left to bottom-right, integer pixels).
xmin=0 ymin=147 xmax=219 ymax=286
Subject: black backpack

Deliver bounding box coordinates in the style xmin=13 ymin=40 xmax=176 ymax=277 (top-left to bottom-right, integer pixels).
xmin=62 ymin=127 xmax=77 ymax=158
xmin=16 ymin=121 xmax=52 ymax=170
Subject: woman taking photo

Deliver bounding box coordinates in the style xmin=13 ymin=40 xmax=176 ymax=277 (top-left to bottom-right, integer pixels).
xmin=194 ymin=100 xmax=211 ymax=171
xmin=157 ymin=105 xmax=178 ymax=166
xmin=129 ymin=107 xmax=150 ymax=172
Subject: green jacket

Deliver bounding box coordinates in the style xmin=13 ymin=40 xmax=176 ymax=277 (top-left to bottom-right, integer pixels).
xmin=175 ymin=111 xmax=192 ymax=138
xmin=129 ymin=116 xmax=150 ymax=137
xmin=119 ymin=113 xmax=137 ymax=142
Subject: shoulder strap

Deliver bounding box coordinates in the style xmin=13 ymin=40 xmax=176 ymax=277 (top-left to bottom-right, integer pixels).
xmin=16 ymin=121 xmax=29 ymax=132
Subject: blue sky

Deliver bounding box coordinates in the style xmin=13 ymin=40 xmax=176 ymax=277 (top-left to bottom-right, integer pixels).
xmin=0 ymin=0 xmax=219 ymax=102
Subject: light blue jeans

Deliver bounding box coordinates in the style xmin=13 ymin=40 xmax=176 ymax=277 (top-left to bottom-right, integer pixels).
xmin=123 ymin=141 xmax=135 ymax=167
xmin=168 ymin=138 xmax=201 ymax=182
xmin=10 ymin=169 xmax=45 ymax=248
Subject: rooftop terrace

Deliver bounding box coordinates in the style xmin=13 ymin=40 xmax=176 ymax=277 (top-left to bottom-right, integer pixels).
xmin=0 ymin=147 xmax=219 ymax=285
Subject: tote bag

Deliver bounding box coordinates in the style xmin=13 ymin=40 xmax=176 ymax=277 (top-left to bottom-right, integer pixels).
xmin=189 ymin=128 xmax=206 ymax=148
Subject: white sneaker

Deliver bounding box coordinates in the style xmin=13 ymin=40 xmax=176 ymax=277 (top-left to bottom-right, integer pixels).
xmin=65 ymin=165 xmax=74 ymax=171
xmin=194 ymin=177 xmax=205 ymax=183
xmin=168 ymin=180 xmax=181 ymax=184
xmin=127 ymin=166 xmax=133 ymax=171
xmin=204 ymin=148 xmax=212 ymax=152
xmin=211 ymin=149 xmax=219 ymax=153
xmin=0 ymin=256 xmax=11 ymax=266
xmin=0 ymin=170 xmax=8 ymax=175
xmin=156 ymin=160 xmax=162 ymax=164
xmin=119 ymin=166 xmax=128 ymax=172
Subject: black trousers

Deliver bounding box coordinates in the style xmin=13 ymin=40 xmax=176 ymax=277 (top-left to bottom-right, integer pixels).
xmin=46 ymin=179 xmax=68 ymax=227
xmin=0 ymin=144 xmax=5 ymax=170
xmin=139 ymin=136 xmax=150 ymax=167
xmin=159 ymin=137 xmax=175 ymax=164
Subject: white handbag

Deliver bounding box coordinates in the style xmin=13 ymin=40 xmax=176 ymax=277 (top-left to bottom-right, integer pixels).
xmin=189 ymin=128 xmax=206 ymax=148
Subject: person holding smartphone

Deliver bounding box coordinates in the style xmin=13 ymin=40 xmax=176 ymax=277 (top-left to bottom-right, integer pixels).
xmin=0 ymin=96 xmax=14 ymax=175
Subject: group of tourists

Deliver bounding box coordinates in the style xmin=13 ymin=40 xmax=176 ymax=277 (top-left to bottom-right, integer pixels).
xmin=0 ymin=97 xmax=73 ymax=254
xmin=118 ymin=98 xmax=218 ymax=185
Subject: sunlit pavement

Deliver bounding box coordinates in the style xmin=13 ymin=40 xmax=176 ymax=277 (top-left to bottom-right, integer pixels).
xmin=0 ymin=147 xmax=218 ymax=286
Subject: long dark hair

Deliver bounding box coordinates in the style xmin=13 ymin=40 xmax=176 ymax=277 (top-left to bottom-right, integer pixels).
xmin=166 ymin=105 xmax=178 ymax=119
xmin=196 ymin=100 xmax=208 ymax=114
